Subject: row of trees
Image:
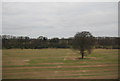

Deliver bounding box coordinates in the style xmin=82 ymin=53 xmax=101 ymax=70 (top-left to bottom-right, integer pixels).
xmin=1 ymin=35 xmax=72 ymax=49
xmin=1 ymin=32 xmax=119 ymax=49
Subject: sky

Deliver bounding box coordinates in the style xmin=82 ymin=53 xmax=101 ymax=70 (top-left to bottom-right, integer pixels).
xmin=2 ymin=2 xmax=118 ymax=38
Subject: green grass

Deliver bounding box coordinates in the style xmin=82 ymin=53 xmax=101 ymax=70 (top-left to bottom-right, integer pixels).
xmin=2 ymin=48 xmax=118 ymax=79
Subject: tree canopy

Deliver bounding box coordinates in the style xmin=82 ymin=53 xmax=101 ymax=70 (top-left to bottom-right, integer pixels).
xmin=72 ymin=31 xmax=95 ymax=59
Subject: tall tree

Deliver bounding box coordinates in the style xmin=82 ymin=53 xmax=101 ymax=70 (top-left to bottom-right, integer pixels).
xmin=72 ymin=31 xmax=95 ymax=59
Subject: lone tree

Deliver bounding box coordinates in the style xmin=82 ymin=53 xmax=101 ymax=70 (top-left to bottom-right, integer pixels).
xmin=72 ymin=31 xmax=95 ymax=59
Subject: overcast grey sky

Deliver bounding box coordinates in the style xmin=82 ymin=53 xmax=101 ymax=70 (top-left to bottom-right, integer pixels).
xmin=2 ymin=2 xmax=118 ymax=38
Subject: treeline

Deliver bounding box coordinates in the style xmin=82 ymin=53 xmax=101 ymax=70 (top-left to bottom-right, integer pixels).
xmin=1 ymin=35 xmax=120 ymax=49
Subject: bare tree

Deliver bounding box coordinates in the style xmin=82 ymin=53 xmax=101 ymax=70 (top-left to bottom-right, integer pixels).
xmin=72 ymin=31 xmax=95 ymax=59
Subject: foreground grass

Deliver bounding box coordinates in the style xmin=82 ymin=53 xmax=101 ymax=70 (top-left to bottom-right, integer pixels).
xmin=2 ymin=48 xmax=118 ymax=79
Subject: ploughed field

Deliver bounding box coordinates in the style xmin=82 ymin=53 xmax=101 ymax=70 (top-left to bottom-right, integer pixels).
xmin=3 ymin=49 xmax=118 ymax=79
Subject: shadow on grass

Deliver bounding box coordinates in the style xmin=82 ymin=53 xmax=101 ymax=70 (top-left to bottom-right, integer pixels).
xmin=75 ymin=57 xmax=91 ymax=60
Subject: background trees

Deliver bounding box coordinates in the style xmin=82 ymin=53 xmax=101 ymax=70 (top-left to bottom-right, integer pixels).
xmin=72 ymin=31 xmax=95 ymax=59
xmin=1 ymin=33 xmax=119 ymax=50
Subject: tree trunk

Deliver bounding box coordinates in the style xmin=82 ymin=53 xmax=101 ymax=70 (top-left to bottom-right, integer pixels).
xmin=80 ymin=51 xmax=84 ymax=59
xmin=81 ymin=53 xmax=84 ymax=59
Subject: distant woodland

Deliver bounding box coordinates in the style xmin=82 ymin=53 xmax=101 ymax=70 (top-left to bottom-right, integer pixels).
xmin=1 ymin=35 xmax=120 ymax=49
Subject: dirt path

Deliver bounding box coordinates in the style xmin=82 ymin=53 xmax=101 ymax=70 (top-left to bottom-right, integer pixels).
xmin=3 ymin=64 xmax=117 ymax=69
xmin=52 ymin=75 xmax=118 ymax=79
xmin=3 ymin=68 xmax=117 ymax=74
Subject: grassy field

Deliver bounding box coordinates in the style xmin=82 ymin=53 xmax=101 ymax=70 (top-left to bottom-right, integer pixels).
xmin=2 ymin=48 xmax=118 ymax=79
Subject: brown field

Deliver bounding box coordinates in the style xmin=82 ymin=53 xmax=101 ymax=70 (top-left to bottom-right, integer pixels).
xmin=2 ymin=49 xmax=118 ymax=79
